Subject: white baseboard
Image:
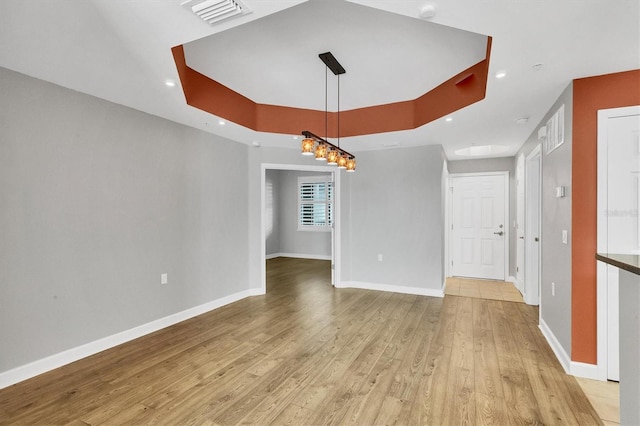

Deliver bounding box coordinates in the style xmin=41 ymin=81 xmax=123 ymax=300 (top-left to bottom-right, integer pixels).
xmin=267 ymin=253 xmax=331 ymax=261
xmin=0 ymin=289 xmax=256 ymax=390
xmin=537 ymin=318 xmax=604 ymax=380
xmin=506 ymin=276 xmax=525 ymax=297
xmin=570 ymin=361 xmax=605 ymax=381
xmin=337 ymin=281 xmax=444 ymax=298
xmin=539 ymin=318 xmax=570 ymax=374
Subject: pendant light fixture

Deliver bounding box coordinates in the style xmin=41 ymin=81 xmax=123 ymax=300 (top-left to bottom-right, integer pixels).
xmin=301 ymin=137 xmax=314 ymax=155
xmin=315 ymin=142 xmax=327 ymax=160
xmin=326 ymin=148 xmax=339 ymax=165
xmin=300 ymin=51 xmax=356 ymax=172
xmin=337 ymin=154 xmax=348 ymax=169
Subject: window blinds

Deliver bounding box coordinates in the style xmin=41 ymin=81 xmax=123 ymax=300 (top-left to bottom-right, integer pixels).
xmin=299 ymin=180 xmax=333 ymax=228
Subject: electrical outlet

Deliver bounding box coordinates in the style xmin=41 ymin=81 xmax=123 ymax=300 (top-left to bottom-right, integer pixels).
xmin=161 ymin=273 xmax=168 ymax=285
xmin=378 ymin=254 xmax=383 ymax=262
xmin=551 ymin=282 xmax=556 ymax=296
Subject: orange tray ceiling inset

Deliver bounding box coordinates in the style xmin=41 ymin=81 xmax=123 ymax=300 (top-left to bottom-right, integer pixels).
xmin=171 ymin=37 xmax=491 ymax=138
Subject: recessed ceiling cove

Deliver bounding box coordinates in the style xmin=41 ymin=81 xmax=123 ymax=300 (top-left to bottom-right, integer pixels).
xmin=173 ymin=0 xmax=492 ymax=138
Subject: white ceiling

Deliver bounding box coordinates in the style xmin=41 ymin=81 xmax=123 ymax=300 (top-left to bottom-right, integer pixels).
xmin=1 ymin=0 xmax=638 ymax=160
xmin=184 ymin=0 xmax=488 ymax=111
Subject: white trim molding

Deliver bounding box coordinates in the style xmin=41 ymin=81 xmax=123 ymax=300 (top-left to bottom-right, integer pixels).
xmin=571 ymin=361 xmax=604 ymax=381
xmin=337 ymin=281 xmax=444 ymax=298
xmin=539 ymin=318 xmax=570 ymax=374
xmin=0 ymin=289 xmax=257 ymax=390
xmin=540 ymin=311 xmax=605 ymax=380
xmin=507 ymin=276 xmax=525 ymax=297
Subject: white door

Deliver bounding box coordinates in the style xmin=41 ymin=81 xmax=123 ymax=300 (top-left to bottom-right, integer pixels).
xmin=451 ymin=174 xmax=507 ymax=280
xmin=516 ymin=153 xmax=526 ymax=294
xmin=525 ymin=146 xmax=541 ymax=306
xmin=597 ymin=106 xmax=640 ymax=381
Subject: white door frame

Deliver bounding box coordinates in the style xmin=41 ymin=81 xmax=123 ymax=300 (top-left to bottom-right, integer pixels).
xmin=260 ymin=163 xmax=341 ymax=294
xmin=447 ymin=171 xmax=510 ymax=281
xmin=524 ymin=144 xmax=541 ymax=306
xmin=516 ymin=153 xmax=526 ymax=294
xmin=596 ymin=105 xmax=640 ymax=381
xmin=443 ymin=164 xmax=451 ymax=280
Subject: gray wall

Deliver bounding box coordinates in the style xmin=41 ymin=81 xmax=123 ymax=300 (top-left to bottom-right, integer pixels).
xmin=1 ymin=66 xmax=454 ymax=376
xmin=345 ymin=145 xmax=447 ymax=290
xmin=516 ymin=83 xmax=573 ymax=356
xmin=0 ymin=67 xmax=250 ymax=373
xmin=448 ymin=157 xmax=516 ymax=278
xmin=265 ymin=169 xmax=331 ymax=258
xmin=249 ymin=145 xmax=447 ymax=292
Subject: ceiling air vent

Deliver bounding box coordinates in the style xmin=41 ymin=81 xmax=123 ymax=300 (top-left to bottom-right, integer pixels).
xmin=181 ymin=0 xmax=250 ymax=25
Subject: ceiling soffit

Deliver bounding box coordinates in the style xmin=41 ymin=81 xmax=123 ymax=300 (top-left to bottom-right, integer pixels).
xmin=172 ymin=0 xmax=492 ymax=138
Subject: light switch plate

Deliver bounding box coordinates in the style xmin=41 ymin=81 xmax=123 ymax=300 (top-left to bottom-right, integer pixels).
xmin=562 ymin=230 xmax=568 ymax=244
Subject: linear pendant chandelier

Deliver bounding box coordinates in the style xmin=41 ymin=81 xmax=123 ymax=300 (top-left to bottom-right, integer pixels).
xmin=301 ymin=52 xmax=356 ymax=172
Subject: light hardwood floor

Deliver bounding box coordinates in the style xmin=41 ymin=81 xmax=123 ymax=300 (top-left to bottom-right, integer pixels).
xmin=575 ymin=377 xmax=620 ymax=426
xmin=0 ymin=258 xmax=601 ymax=425
xmin=447 ymin=277 xmax=619 ymax=425
xmin=445 ymin=277 xmax=524 ymax=303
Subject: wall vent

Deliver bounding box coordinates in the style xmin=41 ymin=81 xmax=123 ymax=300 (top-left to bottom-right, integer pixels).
xmin=181 ymin=0 xmax=250 ymax=26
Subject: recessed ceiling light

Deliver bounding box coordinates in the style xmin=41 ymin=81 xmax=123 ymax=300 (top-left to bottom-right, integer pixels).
xmin=495 ymin=71 xmax=507 ymax=79
xmin=165 ymin=79 xmax=176 ymax=87
xmin=445 ymin=117 xmax=453 ymax=122
xmin=218 ymin=120 xmax=225 ymax=125
xmin=454 ymin=144 xmax=509 ymax=157
xmin=516 ymin=117 xmax=529 ymax=125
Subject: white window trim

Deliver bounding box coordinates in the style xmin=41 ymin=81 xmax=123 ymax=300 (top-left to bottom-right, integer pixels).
xmin=298 ymin=175 xmax=333 ymax=232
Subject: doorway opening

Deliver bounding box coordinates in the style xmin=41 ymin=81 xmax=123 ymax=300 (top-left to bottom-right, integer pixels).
xmin=260 ymin=163 xmax=341 ymax=294
xmin=596 ymin=105 xmax=640 ymax=381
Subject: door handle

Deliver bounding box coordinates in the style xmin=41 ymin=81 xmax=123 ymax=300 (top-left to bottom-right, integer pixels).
xmin=493 ymin=231 xmax=504 ymax=236
xmin=535 ymin=237 xmax=539 ymax=242
xmin=519 ymin=236 xmax=524 ymax=239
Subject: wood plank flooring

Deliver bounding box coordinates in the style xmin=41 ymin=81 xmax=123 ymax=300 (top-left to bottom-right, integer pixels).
xmin=0 ymin=257 xmax=601 ymax=425
xmin=445 ymin=277 xmax=524 ymax=303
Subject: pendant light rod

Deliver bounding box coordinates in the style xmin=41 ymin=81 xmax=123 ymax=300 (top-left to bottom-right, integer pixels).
xmin=301 ymin=131 xmax=355 ymax=159
xmin=337 ymin=73 xmax=340 ymax=148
